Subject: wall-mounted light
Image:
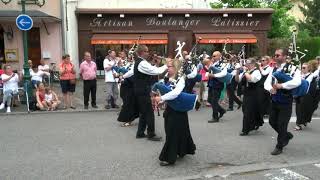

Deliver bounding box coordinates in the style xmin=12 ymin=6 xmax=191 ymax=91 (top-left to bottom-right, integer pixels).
xmin=97 ymin=14 xmax=102 ymax=18
xmin=158 ymin=14 xmax=163 ymax=18
xmin=120 ymin=14 xmax=125 ymax=18
xmin=185 ymin=13 xmax=190 ymax=18
xmin=223 ymin=13 xmax=228 ymax=18
xmin=247 ymin=13 xmax=253 ymax=17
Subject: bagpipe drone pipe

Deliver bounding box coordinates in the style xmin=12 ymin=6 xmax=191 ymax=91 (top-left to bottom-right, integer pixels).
xmin=272 ymin=71 xmax=309 ymax=97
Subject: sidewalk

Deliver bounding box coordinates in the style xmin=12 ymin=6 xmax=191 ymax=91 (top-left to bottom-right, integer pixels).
xmin=0 ymin=79 xmax=117 ymax=115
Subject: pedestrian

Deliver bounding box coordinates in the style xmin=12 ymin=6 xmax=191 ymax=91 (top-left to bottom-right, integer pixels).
xmin=79 ymin=51 xmax=98 ymax=109
xmin=264 ymin=48 xmax=301 ymax=155
xmin=104 ymin=50 xmax=119 ymax=109
xmin=59 ymin=54 xmax=76 ymax=109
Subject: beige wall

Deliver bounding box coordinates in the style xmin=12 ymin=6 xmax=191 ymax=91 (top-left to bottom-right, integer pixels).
xmin=2 ymin=22 xmax=62 ymax=71
xmin=0 ymin=0 xmax=61 ymax=18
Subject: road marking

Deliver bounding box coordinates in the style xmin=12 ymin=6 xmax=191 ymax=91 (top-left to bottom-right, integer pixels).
xmin=264 ymin=168 xmax=309 ymax=180
xmin=314 ymin=163 xmax=320 ymax=168
xmin=264 ymin=117 xmax=320 ymax=123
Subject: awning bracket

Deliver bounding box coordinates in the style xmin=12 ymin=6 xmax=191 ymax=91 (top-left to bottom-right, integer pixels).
xmin=42 ymin=19 xmax=50 ymax=35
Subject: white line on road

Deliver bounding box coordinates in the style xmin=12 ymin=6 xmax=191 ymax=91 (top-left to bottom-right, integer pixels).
xmin=264 ymin=117 xmax=320 ymax=123
xmin=264 ymin=168 xmax=309 ymax=180
xmin=314 ymin=163 xmax=320 ymax=168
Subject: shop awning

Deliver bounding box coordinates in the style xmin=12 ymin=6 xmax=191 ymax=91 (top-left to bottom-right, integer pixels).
xmin=195 ymin=34 xmax=257 ymax=44
xmin=0 ymin=10 xmax=60 ymax=23
xmin=91 ymin=34 xmax=168 ymax=44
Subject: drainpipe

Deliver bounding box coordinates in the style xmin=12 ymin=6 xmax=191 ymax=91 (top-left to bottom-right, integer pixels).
xmin=60 ymin=0 xmax=66 ymax=54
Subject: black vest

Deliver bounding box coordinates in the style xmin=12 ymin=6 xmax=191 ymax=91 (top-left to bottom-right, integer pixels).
xmin=133 ymin=58 xmax=153 ymax=96
xmin=258 ymin=66 xmax=269 ymax=87
xmin=208 ymin=60 xmax=224 ymax=89
xmin=241 ymin=69 xmax=259 ymax=95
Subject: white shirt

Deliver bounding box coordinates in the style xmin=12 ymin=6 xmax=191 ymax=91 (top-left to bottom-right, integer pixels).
xmin=1 ymin=73 xmax=19 ymax=92
xmin=103 ymin=58 xmax=117 ymax=82
xmin=187 ymin=65 xmax=198 ymax=79
xmin=45 ymin=93 xmax=53 ymax=102
xmin=206 ymin=61 xmax=228 ymax=78
xmin=161 ymin=77 xmax=185 ymax=101
xmin=122 ymin=62 xmax=135 ymax=79
xmin=260 ymin=65 xmax=272 ymax=76
xmin=30 ymin=70 xmax=50 ymax=82
xmin=38 ymin=64 xmax=49 ymax=72
xmin=239 ymin=69 xmax=262 ymax=83
xmin=264 ymin=63 xmax=302 ymax=92
xmin=138 ymin=59 xmax=167 ymax=76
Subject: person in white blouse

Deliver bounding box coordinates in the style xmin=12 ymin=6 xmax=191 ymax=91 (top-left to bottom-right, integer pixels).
xmin=30 ymin=66 xmax=50 ymax=88
xmin=235 ymin=58 xmax=262 ymax=136
xmin=264 ymin=48 xmax=302 ymax=155
xmin=133 ymin=45 xmax=167 ymax=141
xmin=0 ymin=65 xmax=20 ymax=113
xmin=154 ymin=59 xmax=196 ymax=166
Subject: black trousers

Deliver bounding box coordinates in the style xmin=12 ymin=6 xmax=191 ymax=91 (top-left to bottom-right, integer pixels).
xmin=269 ymin=102 xmax=292 ymax=149
xmin=136 ymin=95 xmax=155 ymax=137
xmin=83 ymin=79 xmax=97 ymax=106
xmin=226 ymin=78 xmax=242 ymax=109
xmin=184 ymin=79 xmax=196 ymax=94
xmin=208 ymin=87 xmax=225 ymax=119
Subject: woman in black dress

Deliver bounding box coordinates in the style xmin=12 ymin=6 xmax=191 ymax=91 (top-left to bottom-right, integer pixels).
xmin=117 ymin=57 xmax=139 ymax=127
xmin=154 ymin=59 xmax=196 ymax=166
xmin=295 ymin=60 xmax=318 ymax=131
xmin=235 ymin=58 xmax=263 ymax=136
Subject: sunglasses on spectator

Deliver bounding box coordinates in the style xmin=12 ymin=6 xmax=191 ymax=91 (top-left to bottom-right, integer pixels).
xmin=274 ymin=54 xmax=282 ymax=57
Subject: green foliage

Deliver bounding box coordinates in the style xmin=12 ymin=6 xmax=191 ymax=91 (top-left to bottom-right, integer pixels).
xmin=210 ymin=0 xmax=296 ymax=38
xmin=298 ymin=0 xmax=320 ymax=36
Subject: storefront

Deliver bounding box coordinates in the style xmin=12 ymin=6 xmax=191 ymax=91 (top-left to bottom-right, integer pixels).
xmin=76 ymin=8 xmax=273 ymax=70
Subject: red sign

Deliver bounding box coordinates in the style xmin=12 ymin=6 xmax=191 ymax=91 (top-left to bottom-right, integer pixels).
xmin=91 ymin=39 xmax=168 ymax=44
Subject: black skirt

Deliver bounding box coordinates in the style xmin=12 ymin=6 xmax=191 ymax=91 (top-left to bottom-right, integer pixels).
xmin=117 ymin=83 xmax=139 ymax=123
xmin=242 ymin=91 xmax=263 ymax=133
xmin=159 ymin=106 xmax=196 ymax=164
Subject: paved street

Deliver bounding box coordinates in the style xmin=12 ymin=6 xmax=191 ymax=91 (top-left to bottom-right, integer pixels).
xmin=0 ymin=106 xmax=320 ymax=180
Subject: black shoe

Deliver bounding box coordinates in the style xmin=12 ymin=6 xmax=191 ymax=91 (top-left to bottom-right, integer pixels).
xmin=160 ymin=161 xmax=174 ymax=166
xmin=239 ymin=132 xmax=249 ymax=136
xmin=283 ymin=132 xmax=294 ymax=147
xmin=105 ymin=105 xmax=111 ymax=109
xmin=84 ymin=106 xmax=88 ymax=110
xmin=92 ymin=105 xmax=98 ymax=108
xmin=254 ymin=126 xmax=260 ymax=130
xmin=195 ymin=101 xmax=201 ymax=111
xmin=113 ymin=105 xmax=120 ymax=109
xmin=148 ymin=135 xmax=162 ymax=141
xmin=219 ymin=110 xmax=226 ymax=118
xmin=136 ymin=134 xmax=147 ymax=139
xmin=237 ymin=104 xmax=242 ymax=109
xmin=227 ymin=108 xmax=233 ymax=111
xmin=208 ymin=118 xmax=219 ymax=123
xmin=271 ymin=148 xmax=283 ymax=155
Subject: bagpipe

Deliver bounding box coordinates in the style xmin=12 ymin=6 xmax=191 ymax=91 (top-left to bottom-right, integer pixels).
xmin=272 ymin=67 xmax=309 ymax=97
xmin=208 ymin=65 xmax=233 ymax=84
xmin=183 ymin=37 xmax=203 ymax=82
xmin=152 ymin=81 xmax=198 ymax=112
xmin=288 ymin=28 xmax=308 ymax=66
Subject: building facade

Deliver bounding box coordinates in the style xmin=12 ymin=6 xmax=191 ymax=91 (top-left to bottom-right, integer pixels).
xmin=0 ymin=0 xmax=62 ymax=71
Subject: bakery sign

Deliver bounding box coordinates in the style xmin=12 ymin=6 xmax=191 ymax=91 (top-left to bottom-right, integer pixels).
xmin=89 ymin=16 xmax=261 ymax=29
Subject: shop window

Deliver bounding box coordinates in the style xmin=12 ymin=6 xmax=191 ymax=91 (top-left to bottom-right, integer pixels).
xmin=27 ymin=27 xmax=41 ymax=66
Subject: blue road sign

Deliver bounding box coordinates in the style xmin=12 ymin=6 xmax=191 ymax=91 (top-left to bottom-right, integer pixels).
xmin=16 ymin=14 xmax=33 ymax=31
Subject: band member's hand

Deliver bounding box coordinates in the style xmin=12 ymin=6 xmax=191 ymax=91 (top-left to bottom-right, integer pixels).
xmin=154 ymin=96 xmax=162 ymax=104
xmin=273 ymin=83 xmax=283 ymax=90
xmin=270 ymin=88 xmax=277 ymax=94
xmin=208 ymin=73 xmax=215 ymax=78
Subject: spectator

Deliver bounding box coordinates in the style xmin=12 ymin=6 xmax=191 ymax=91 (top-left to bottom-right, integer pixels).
xmin=59 ymin=54 xmax=76 ymax=109
xmin=38 ymin=59 xmax=50 ymax=84
xmin=35 ymin=82 xmax=47 ymax=110
xmin=103 ymin=50 xmax=119 ymax=109
xmin=44 ymin=86 xmax=60 ymax=111
xmin=79 ymin=51 xmax=98 ymax=109
xmin=30 ymin=66 xmax=50 ymax=88
xmin=0 ymin=65 xmax=20 ymax=113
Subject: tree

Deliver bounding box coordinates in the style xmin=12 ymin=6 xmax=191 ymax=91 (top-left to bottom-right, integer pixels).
xmin=299 ymin=0 xmax=320 ymax=36
xmin=210 ymin=0 xmax=296 ymax=38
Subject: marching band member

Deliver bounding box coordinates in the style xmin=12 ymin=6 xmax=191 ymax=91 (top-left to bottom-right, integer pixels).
xmin=207 ymin=51 xmax=227 ymax=123
xmin=226 ymin=57 xmax=242 ymax=111
xmin=295 ymin=60 xmax=319 ymax=131
xmin=264 ymin=48 xmax=301 ymax=155
xmin=134 ymin=45 xmax=167 ymax=141
xmin=154 ymin=59 xmax=196 ymax=166
xmin=235 ymin=58 xmax=262 ymax=136
xmin=258 ymin=56 xmax=272 ymax=117
xmin=182 ymin=55 xmax=199 ymax=93
xmin=117 ymin=55 xmax=139 ymax=127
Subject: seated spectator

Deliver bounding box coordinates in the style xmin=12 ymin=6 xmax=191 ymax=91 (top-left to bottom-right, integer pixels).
xmin=30 ymin=66 xmax=50 ymax=88
xmin=36 ymin=82 xmax=60 ymax=111
xmin=0 ymin=65 xmax=20 ymax=113
xmin=44 ymin=86 xmax=60 ymax=111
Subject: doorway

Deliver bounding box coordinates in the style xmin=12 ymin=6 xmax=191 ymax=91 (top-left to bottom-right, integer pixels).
xmin=27 ymin=27 xmax=41 ymax=66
